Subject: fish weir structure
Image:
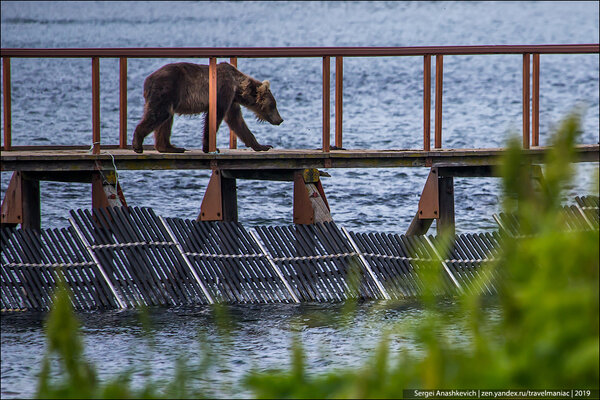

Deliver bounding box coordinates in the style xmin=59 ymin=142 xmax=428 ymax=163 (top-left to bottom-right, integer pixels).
xmin=2 ymin=197 xmax=596 ymax=311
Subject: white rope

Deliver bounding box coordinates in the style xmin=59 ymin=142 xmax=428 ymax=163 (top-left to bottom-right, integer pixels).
xmin=5 ymin=261 xmax=97 ymax=268
xmin=90 ymin=241 xmax=174 ymax=249
xmin=88 ymin=141 xmax=120 ymax=192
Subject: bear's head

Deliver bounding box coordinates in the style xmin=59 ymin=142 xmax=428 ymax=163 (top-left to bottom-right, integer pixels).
xmin=242 ymin=79 xmax=284 ymax=126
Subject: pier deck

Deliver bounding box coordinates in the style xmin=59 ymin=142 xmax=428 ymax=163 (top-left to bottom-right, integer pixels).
xmin=2 ymin=145 xmax=598 ymax=172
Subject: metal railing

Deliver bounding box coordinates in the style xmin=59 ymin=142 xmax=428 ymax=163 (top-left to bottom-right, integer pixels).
xmin=1 ymin=45 xmax=598 ymax=154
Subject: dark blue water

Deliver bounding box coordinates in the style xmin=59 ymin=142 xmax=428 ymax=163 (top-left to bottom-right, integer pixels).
xmin=1 ymin=1 xmax=598 ymax=398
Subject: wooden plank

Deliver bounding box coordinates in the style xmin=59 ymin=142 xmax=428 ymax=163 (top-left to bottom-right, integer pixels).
xmin=1 ymin=145 xmax=598 ymax=172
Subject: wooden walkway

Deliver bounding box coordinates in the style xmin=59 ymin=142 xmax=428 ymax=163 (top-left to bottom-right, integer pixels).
xmin=2 ymin=145 xmax=598 ymax=172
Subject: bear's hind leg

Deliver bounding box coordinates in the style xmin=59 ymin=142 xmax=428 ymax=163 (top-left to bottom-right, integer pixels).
xmin=154 ymin=116 xmax=184 ymax=153
xmin=132 ymin=107 xmax=171 ymax=153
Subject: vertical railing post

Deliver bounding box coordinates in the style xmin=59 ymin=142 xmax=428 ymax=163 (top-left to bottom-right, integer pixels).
xmin=434 ymin=54 xmax=443 ymax=149
xmin=2 ymin=57 xmax=11 ymax=151
xmin=208 ymin=57 xmax=217 ymax=153
xmin=92 ymin=57 xmax=100 ymax=154
xmin=322 ymin=56 xmax=331 ymax=152
xmin=423 ymin=55 xmax=431 ymax=151
xmin=335 ymin=56 xmax=343 ymax=149
xmin=532 ymin=53 xmax=540 ymax=147
xmin=229 ymin=57 xmax=238 ymax=149
xmin=119 ymin=57 xmax=127 ymax=149
xmin=522 ymin=53 xmax=530 ymax=149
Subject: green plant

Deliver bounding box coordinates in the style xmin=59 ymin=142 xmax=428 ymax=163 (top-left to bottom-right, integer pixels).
xmin=35 ymin=113 xmax=599 ymax=398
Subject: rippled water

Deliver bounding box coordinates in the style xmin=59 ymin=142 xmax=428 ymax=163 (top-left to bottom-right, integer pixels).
xmin=1 ymin=1 xmax=599 ymax=398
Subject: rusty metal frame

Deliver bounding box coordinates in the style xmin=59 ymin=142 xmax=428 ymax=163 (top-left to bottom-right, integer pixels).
xmin=2 ymin=57 xmax=11 ymax=151
xmin=423 ymin=55 xmax=431 ymax=151
xmin=92 ymin=57 xmax=100 ymax=154
xmin=335 ymin=56 xmax=343 ymax=149
xmin=0 ymin=171 xmax=40 ymax=230
xmin=322 ymin=56 xmax=331 ymax=152
xmin=293 ymin=171 xmax=315 ymax=224
xmin=119 ymin=57 xmax=127 ymax=149
xmin=2 ymin=44 xmax=596 ymax=156
xmin=532 ymin=53 xmax=540 ymax=146
xmin=434 ymin=55 xmax=443 ymax=149
xmin=208 ymin=57 xmax=217 ymax=153
xmin=229 ymin=57 xmax=238 ymax=149
xmin=523 ymin=53 xmax=530 ymax=149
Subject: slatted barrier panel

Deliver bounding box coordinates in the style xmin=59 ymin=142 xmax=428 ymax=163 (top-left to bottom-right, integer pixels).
xmin=428 ymin=233 xmax=500 ymax=296
xmin=575 ymin=195 xmax=599 ymax=230
xmin=163 ymin=218 xmax=296 ymax=303
xmin=1 ymin=226 xmax=119 ymax=310
xmin=253 ymin=223 xmax=382 ymax=302
xmin=345 ymin=231 xmax=457 ymax=299
xmin=493 ymin=196 xmax=600 ymax=236
xmin=68 ymin=207 xmax=211 ymax=308
xmin=9 ymin=200 xmax=597 ymax=310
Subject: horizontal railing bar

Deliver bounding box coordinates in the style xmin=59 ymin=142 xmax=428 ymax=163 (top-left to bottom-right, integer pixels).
xmin=1 ymin=44 xmax=598 ymax=58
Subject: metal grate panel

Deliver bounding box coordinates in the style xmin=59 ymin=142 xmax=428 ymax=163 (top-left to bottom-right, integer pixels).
xmin=1 ymin=226 xmax=118 ymax=311
xmin=254 ymin=222 xmax=382 ymax=302
xmin=68 ymin=207 xmax=210 ymax=308
xmin=164 ymin=218 xmax=295 ymax=303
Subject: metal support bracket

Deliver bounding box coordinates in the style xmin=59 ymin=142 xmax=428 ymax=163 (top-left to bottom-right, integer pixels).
xmin=198 ymin=169 xmax=237 ymax=222
xmin=293 ymin=169 xmax=332 ymax=225
xmin=406 ymin=167 xmax=455 ymax=236
xmin=1 ymin=171 xmax=40 ymax=230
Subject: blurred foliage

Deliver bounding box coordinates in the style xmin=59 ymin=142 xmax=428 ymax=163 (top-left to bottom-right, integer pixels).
xmin=36 ymin=113 xmax=599 ymax=398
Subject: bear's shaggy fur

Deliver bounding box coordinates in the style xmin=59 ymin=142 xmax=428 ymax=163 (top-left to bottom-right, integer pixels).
xmin=132 ymin=62 xmax=283 ymax=153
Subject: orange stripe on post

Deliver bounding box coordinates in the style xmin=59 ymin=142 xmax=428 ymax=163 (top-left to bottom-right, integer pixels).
xmin=322 ymin=56 xmax=330 ymax=152
xmin=423 ymin=55 xmax=431 ymax=151
xmin=92 ymin=57 xmax=100 ymax=154
xmin=532 ymin=53 xmax=540 ymax=147
xmin=335 ymin=56 xmax=343 ymax=149
xmin=434 ymin=55 xmax=443 ymax=149
xmin=119 ymin=57 xmax=127 ymax=149
xmin=2 ymin=57 xmax=11 ymax=151
xmin=208 ymin=57 xmax=217 ymax=153
xmin=229 ymin=57 xmax=237 ymax=149
xmin=523 ymin=53 xmax=530 ymax=149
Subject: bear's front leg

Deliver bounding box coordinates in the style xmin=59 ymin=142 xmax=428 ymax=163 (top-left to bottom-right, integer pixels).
xmin=224 ymin=104 xmax=272 ymax=152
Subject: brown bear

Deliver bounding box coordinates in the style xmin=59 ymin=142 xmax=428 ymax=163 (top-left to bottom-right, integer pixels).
xmin=132 ymin=62 xmax=283 ymax=153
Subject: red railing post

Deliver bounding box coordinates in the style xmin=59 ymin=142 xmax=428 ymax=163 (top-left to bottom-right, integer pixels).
xmin=523 ymin=53 xmax=530 ymax=149
xmin=208 ymin=57 xmax=217 ymax=153
xmin=119 ymin=57 xmax=127 ymax=149
xmin=2 ymin=57 xmax=11 ymax=151
xmin=335 ymin=56 xmax=343 ymax=149
xmin=92 ymin=57 xmax=100 ymax=154
xmin=322 ymin=56 xmax=331 ymax=152
xmin=229 ymin=57 xmax=238 ymax=149
xmin=423 ymin=55 xmax=431 ymax=151
xmin=532 ymin=53 xmax=540 ymax=146
xmin=434 ymin=54 xmax=443 ymax=149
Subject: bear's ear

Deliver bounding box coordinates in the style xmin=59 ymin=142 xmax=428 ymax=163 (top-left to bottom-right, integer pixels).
xmin=256 ymin=80 xmax=271 ymax=105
